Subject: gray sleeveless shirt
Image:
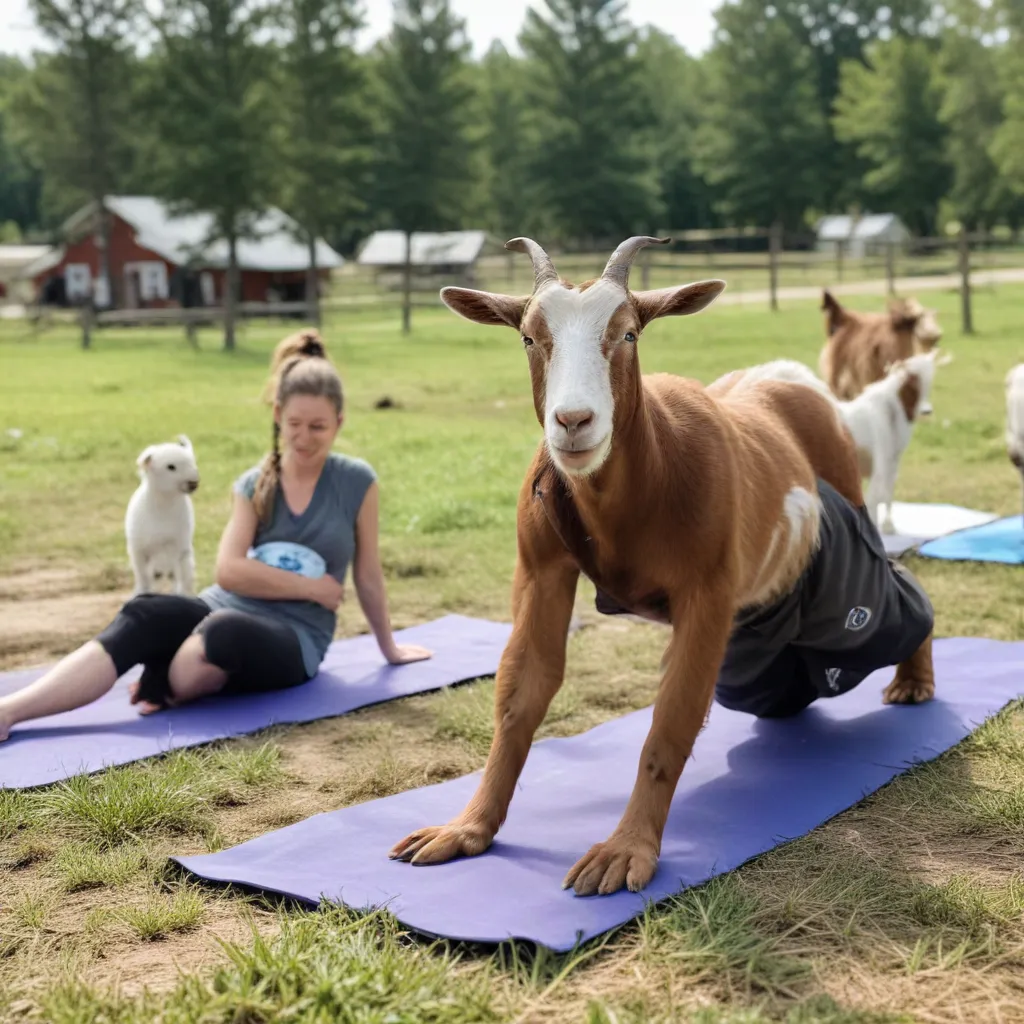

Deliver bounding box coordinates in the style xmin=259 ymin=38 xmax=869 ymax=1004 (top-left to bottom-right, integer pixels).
xmin=200 ymin=453 xmax=377 ymax=676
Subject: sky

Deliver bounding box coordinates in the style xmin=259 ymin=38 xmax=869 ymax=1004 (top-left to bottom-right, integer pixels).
xmin=0 ymin=0 xmax=717 ymax=60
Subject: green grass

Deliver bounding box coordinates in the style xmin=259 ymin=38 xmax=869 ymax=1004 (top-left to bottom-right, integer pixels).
xmin=2 ymin=285 xmax=1024 ymax=1021
xmin=113 ymin=886 xmax=208 ymax=941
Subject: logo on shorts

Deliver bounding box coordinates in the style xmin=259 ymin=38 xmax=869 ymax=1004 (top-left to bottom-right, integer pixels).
xmin=845 ymin=606 xmax=872 ymax=631
xmin=825 ymin=667 xmax=842 ymax=692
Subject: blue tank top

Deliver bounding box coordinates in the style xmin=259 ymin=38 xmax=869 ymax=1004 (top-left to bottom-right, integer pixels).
xmin=200 ymin=452 xmax=376 ymax=676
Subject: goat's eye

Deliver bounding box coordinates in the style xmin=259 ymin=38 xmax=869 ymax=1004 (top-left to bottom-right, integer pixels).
xmin=168 ymin=464 xmax=176 ymax=471
xmin=522 ymin=336 xmax=534 ymax=347
xmin=624 ymin=331 xmax=637 ymax=343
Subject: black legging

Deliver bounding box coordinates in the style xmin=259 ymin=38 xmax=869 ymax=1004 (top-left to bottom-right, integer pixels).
xmin=96 ymin=594 xmax=310 ymax=705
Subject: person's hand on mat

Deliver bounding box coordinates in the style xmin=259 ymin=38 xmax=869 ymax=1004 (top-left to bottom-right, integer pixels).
xmin=384 ymin=644 xmax=433 ymax=666
xmin=309 ymin=574 xmax=345 ymax=611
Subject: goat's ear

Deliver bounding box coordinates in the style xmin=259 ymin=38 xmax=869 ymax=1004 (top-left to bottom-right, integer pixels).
xmin=440 ymin=287 xmax=528 ymax=330
xmin=633 ymin=280 xmax=726 ymax=328
xmin=176 ymin=434 xmax=192 ymax=450
xmin=136 ymin=447 xmax=154 ymax=469
xmin=934 ymin=350 xmax=954 ymax=367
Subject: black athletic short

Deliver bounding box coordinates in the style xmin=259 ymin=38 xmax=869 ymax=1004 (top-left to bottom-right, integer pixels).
xmin=713 ymin=479 xmax=934 ymax=718
xmin=96 ymin=593 xmax=310 ymax=705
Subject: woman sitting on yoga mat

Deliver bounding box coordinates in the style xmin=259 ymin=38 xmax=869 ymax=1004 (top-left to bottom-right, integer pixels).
xmin=0 ymin=330 xmax=431 ymax=741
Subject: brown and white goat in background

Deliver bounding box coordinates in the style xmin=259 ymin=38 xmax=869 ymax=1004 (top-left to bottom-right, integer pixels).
xmin=818 ymin=290 xmax=943 ymax=400
xmin=389 ymin=236 xmax=935 ymax=897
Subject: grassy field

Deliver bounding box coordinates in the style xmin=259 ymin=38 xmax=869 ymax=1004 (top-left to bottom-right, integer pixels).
xmin=1 ymin=283 xmax=1023 ymax=1023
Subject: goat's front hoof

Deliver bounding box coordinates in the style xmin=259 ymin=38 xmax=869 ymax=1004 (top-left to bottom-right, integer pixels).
xmin=882 ymin=673 xmax=935 ymax=705
xmin=388 ymin=821 xmax=492 ymax=865
xmin=562 ymin=832 xmax=659 ymax=896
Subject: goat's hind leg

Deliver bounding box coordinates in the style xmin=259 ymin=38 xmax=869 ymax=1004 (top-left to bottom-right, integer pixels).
xmin=883 ymin=631 xmax=935 ymax=704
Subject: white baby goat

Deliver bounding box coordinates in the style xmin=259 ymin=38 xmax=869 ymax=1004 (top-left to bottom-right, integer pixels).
xmin=1007 ymin=363 xmax=1024 ymax=517
xmin=125 ymin=435 xmax=200 ymax=595
xmin=726 ymin=352 xmax=949 ymax=534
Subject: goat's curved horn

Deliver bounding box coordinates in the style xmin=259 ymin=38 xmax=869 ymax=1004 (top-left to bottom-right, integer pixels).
xmin=601 ymin=236 xmax=671 ymax=289
xmin=505 ymin=237 xmax=559 ymax=291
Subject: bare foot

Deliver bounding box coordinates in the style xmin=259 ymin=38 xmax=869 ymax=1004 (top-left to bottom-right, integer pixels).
xmin=562 ymin=831 xmax=659 ymax=896
xmin=882 ymin=673 xmax=935 ymax=704
xmin=389 ymin=821 xmax=493 ymax=864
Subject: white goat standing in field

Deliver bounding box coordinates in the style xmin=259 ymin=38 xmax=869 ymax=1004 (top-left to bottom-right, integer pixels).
xmin=1007 ymin=364 xmax=1024 ymax=519
xmin=729 ymin=352 xmax=950 ymax=534
xmin=125 ymin=435 xmax=200 ymax=595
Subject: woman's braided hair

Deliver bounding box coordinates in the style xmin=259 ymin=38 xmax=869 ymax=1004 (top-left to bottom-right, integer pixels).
xmin=251 ymin=329 xmax=343 ymax=524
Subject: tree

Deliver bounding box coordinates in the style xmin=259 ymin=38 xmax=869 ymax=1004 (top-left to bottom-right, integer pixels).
xmin=518 ymin=0 xmax=659 ymax=244
xmin=771 ymin=0 xmax=936 ymax=209
xmin=694 ymin=2 xmax=828 ymax=230
xmin=274 ymin=0 xmax=371 ymax=324
xmin=373 ymin=0 xmax=475 ymax=333
xmin=145 ymin=0 xmax=278 ymax=350
xmin=938 ymin=10 xmax=1012 ymax=229
xmin=0 ymin=57 xmax=43 ymax=236
xmin=634 ymin=28 xmax=717 ymax=231
xmin=991 ymin=0 xmax=1024 ymax=212
xmin=476 ymin=42 xmax=543 ymax=241
xmin=9 ymin=0 xmax=143 ymax=314
xmin=834 ymin=37 xmax=951 ymax=236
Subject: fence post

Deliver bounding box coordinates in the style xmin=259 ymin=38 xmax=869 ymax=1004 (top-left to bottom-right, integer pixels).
xmin=641 ymin=248 xmax=652 ymax=291
xmin=769 ymin=221 xmax=781 ymax=311
xmin=80 ymin=303 xmax=93 ymax=350
xmin=885 ymin=242 xmax=896 ymax=295
xmin=958 ymin=225 xmax=973 ymax=335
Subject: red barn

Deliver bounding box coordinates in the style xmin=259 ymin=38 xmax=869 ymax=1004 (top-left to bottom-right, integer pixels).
xmin=30 ymin=196 xmax=344 ymax=309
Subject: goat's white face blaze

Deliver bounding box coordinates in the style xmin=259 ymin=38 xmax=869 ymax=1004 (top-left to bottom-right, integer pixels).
xmin=438 ymin=235 xmax=725 ymax=480
xmin=534 ymin=279 xmax=628 ymax=476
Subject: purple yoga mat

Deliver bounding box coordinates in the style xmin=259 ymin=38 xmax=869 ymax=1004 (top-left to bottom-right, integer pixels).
xmin=176 ymin=637 xmax=1024 ymax=951
xmin=1 ymin=615 xmax=511 ymax=790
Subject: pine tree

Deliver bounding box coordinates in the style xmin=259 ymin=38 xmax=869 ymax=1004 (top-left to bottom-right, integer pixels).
xmin=373 ymin=0 xmax=474 ymax=333
xmin=10 ymin=0 xmax=143 ymax=318
xmin=834 ymin=37 xmax=951 ymax=235
xmin=144 ymin=0 xmax=278 ymax=350
xmin=274 ymin=0 xmax=370 ymax=323
xmin=519 ymin=0 xmax=659 ymax=244
xmin=694 ymin=2 xmax=828 ymax=230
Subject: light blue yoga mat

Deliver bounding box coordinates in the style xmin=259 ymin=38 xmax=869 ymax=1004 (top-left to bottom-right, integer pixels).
xmin=918 ymin=516 xmax=1024 ymax=564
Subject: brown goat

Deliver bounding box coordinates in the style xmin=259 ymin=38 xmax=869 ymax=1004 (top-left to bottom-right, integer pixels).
xmin=389 ymin=237 xmax=935 ymax=897
xmin=818 ymin=290 xmax=942 ymax=400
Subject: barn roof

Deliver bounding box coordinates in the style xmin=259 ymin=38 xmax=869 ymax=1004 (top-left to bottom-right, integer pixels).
xmin=64 ymin=196 xmax=344 ymax=272
xmin=816 ymin=212 xmax=908 ymax=241
xmin=0 ymin=244 xmax=52 ymax=270
xmin=851 ymin=213 xmax=907 ymax=239
xmin=357 ymin=230 xmax=489 ymax=267
xmin=21 ymin=246 xmax=65 ymax=279
xmin=816 ymin=215 xmax=854 ymax=241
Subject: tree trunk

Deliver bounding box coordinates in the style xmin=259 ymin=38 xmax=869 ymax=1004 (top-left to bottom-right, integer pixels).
xmin=306 ymin=229 xmax=321 ymax=327
xmin=96 ymin=198 xmax=113 ymax=312
xmin=225 ymin=231 xmax=238 ymax=351
xmin=401 ymin=228 xmax=413 ymax=335
xmin=768 ymin=219 xmax=781 ymax=312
